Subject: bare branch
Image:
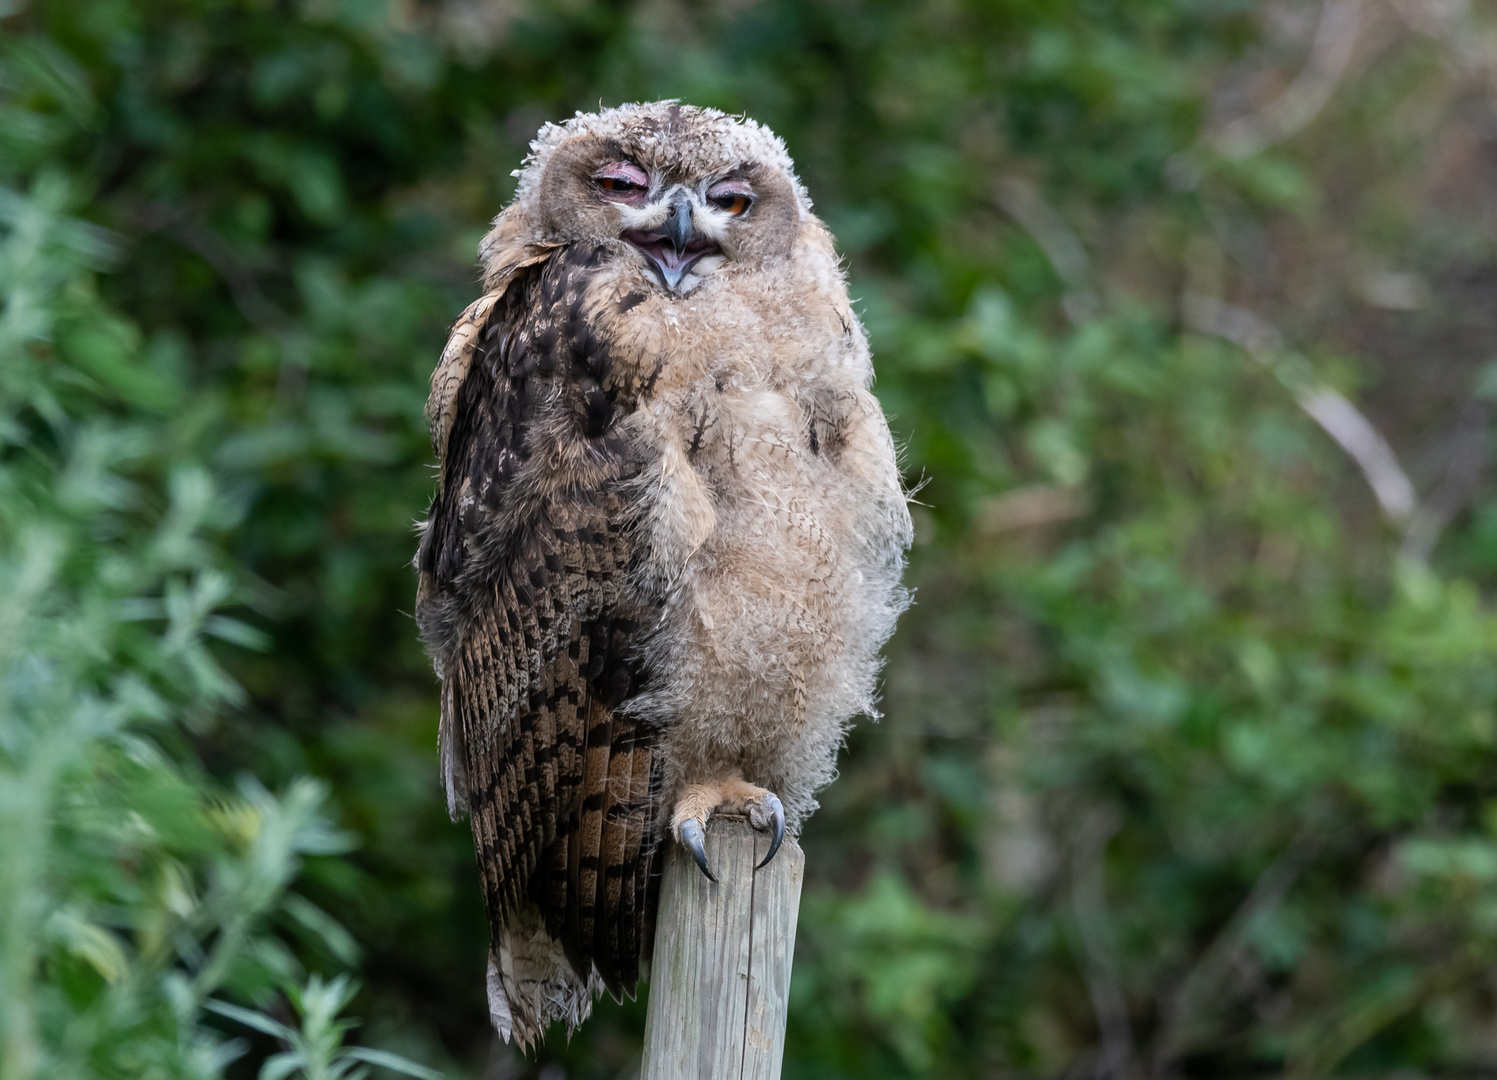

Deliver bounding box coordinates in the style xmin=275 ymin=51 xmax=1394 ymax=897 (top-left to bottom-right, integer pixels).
xmin=1283 ymin=943 xmax=1486 ymax=1080
xmin=1149 ymin=832 xmax=1319 ymax=1077
xmin=1295 ymin=387 xmax=1417 ymax=522
xmin=995 ymin=178 xmax=1100 ymax=325
xmin=1071 ymin=806 xmax=1135 ymax=1080
xmin=1399 ymin=403 xmax=1489 ymax=562
xmin=976 ymin=484 xmax=1088 ymax=535
xmin=1212 ymin=0 xmax=1365 ymax=159
xmin=117 ymin=200 xmax=311 ymax=401
xmin=118 ymin=200 xmax=289 ymax=335
xmin=1183 ymin=294 xmax=1417 ymax=525
xmin=1386 ymin=0 xmax=1497 ymax=90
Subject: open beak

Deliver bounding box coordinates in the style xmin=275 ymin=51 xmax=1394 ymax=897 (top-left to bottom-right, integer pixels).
xmin=625 ymin=191 xmax=720 ymax=293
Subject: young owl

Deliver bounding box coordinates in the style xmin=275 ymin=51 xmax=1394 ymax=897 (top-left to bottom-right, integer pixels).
xmin=414 ymin=101 xmax=911 ymax=1048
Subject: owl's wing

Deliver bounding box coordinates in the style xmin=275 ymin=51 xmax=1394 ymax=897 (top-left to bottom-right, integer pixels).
xmin=416 ymin=249 xmax=663 ymax=1012
xmin=425 ymin=245 xmax=555 ymax=467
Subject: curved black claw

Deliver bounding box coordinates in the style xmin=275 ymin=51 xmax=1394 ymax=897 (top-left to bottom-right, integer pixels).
xmin=678 ymin=818 xmax=716 ymax=882
xmin=754 ymin=793 xmax=786 ymax=871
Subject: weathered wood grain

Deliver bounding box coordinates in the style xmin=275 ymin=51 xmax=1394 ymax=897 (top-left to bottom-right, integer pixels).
xmin=641 ymin=815 xmax=805 ymax=1080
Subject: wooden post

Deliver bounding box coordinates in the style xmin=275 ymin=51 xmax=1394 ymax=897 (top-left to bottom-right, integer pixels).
xmin=641 ymin=815 xmax=805 ymax=1080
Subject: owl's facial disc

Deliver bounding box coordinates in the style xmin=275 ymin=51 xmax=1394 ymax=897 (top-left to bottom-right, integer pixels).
xmin=593 ymin=163 xmax=755 ymax=294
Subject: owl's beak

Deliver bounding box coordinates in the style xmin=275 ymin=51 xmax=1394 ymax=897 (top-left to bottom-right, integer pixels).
xmin=624 ymin=191 xmax=720 ymax=293
xmin=664 ymin=191 xmax=693 ymax=251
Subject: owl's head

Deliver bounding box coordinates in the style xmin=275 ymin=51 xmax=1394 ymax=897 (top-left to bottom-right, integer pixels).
xmin=505 ymin=102 xmax=810 ymax=295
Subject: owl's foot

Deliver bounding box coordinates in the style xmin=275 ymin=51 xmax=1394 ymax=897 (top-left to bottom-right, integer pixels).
xmin=671 ymin=776 xmax=786 ymax=881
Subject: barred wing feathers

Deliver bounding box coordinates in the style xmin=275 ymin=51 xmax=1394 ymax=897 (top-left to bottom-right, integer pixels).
xmin=415 ymin=247 xmax=665 ymax=1045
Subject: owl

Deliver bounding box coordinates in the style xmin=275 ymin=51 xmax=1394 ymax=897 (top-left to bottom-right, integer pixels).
xmin=414 ymin=101 xmax=911 ymax=1048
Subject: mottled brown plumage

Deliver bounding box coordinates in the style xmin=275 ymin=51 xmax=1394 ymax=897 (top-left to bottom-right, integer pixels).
xmin=415 ymin=101 xmax=911 ymax=1048
xmin=417 ymin=247 xmax=664 ymax=1016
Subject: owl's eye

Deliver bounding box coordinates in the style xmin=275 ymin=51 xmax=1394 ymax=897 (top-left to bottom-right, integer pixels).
xmin=711 ymin=194 xmax=751 ymax=215
xmin=594 ymin=163 xmax=649 ymax=202
xmin=598 ymin=175 xmax=645 ymax=192
xmin=707 ymin=180 xmax=754 ymax=216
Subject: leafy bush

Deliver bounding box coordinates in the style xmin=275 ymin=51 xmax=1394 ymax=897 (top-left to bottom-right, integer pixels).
xmin=0 ymin=129 xmax=433 ymax=1080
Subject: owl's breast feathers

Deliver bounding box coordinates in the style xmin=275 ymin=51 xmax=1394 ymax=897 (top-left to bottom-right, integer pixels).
xmin=415 ymin=244 xmax=666 ymax=1037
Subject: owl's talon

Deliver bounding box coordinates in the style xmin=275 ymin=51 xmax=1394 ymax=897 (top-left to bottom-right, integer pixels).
xmin=677 ymin=817 xmax=716 ymax=882
xmin=672 ymin=778 xmax=785 ymax=878
xmin=754 ymin=793 xmax=785 ymax=870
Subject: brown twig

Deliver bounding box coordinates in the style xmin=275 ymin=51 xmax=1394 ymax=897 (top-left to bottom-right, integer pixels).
xmin=115 ymin=200 xmax=310 ymax=400
xmin=118 ymin=200 xmax=288 ymax=334
xmin=1148 ymin=831 xmax=1319 ymax=1078
xmin=1071 ymin=806 xmax=1135 ymax=1080
xmin=1282 ymin=942 xmax=1488 ymax=1080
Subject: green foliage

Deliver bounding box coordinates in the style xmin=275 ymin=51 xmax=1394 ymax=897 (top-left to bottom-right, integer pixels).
xmin=0 ymin=77 xmax=433 ymax=1080
xmin=208 ymin=976 xmax=440 ymax=1080
xmin=4 ymin=0 xmax=1497 ymax=1077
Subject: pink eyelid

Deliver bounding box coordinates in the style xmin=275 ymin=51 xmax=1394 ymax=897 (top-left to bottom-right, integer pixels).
xmin=595 ymin=162 xmax=649 ymax=187
xmin=707 ymin=180 xmax=754 ymax=199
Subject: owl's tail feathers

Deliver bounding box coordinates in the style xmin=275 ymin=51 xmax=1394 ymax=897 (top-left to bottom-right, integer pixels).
xmin=488 ymin=905 xmax=600 ymax=1051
